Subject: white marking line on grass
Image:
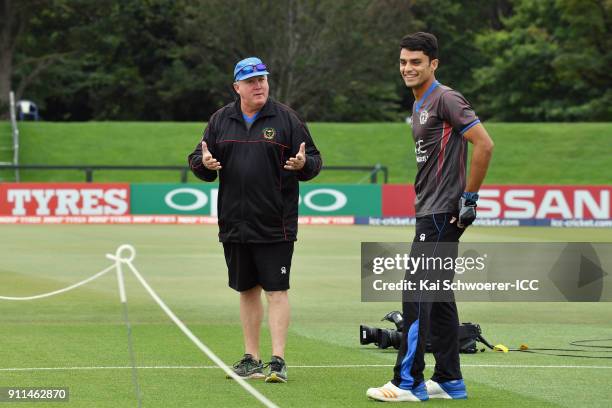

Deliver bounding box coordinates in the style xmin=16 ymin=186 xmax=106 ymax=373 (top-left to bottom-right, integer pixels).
xmin=463 ymin=364 xmax=612 ymax=369
xmin=294 ymin=364 xmax=612 ymax=369
xmin=2 ymin=363 xmax=611 ymax=372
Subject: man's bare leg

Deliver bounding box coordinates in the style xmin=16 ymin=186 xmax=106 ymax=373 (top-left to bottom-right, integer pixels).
xmin=240 ymin=285 xmax=263 ymax=359
xmin=265 ymin=290 xmax=290 ymax=358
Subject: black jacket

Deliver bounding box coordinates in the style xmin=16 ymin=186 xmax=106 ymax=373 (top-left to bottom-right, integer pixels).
xmin=188 ymin=98 xmax=322 ymax=243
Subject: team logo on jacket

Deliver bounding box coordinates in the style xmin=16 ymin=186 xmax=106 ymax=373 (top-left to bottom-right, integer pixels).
xmin=263 ymin=128 xmax=276 ymax=140
xmin=419 ymin=110 xmax=428 ymax=125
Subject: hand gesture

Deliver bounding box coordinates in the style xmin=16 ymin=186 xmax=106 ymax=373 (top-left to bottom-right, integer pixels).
xmin=284 ymin=142 xmax=306 ymax=171
xmin=201 ymin=141 xmax=222 ymax=170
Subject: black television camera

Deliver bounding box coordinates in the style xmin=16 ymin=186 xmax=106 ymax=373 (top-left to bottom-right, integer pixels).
xmin=360 ymin=311 xmax=491 ymax=353
xmin=359 ymin=311 xmax=404 ymax=350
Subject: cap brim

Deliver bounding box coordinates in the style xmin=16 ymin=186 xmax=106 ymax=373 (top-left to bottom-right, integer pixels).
xmin=236 ymin=71 xmax=270 ymax=81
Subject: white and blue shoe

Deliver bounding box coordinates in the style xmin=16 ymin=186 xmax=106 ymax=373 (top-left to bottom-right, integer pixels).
xmin=426 ymin=379 xmax=468 ymax=399
xmin=366 ymin=381 xmax=429 ymax=402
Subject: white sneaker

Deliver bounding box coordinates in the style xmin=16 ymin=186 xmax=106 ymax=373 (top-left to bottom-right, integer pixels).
xmin=366 ymin=381 xmax=428 ymax=402
xmin=426 ymin=379 xmax=468 ymax=399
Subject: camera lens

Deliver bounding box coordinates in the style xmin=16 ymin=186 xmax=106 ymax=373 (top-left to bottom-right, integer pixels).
xmin=360 ymin=325 xmax=379 ymax=345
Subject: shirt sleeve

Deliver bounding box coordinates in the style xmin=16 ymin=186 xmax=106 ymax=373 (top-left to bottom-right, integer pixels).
xmin=439 ymin=90 xmax=480 ymax=135
xmin=187 ymin=114 xmax=219 ymax=182
xmin=291 ymin=119 xmax=322 ymax=182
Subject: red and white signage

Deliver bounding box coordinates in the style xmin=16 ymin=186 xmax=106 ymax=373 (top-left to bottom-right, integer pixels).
xmin=0 ymin=215 xmax=217 ymax=225
xmin=0 ymin=183 xmax=130 ymax=216
xmin=478 ymin=185 xmax=610 ymax=219
xmin=0 ymin=214 xmax=356 ymax=225
xmin=382 ymin=185 xmax=611 ymax=219
xmin=2 ymin=183 xmax=610 ymax=223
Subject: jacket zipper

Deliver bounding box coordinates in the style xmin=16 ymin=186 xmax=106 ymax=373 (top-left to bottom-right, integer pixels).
xmin=240 ymin=118 xmax=249 ymax=242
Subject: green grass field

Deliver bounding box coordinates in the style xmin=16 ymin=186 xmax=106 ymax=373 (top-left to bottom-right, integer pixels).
xmin=0 ymin=121 xmax=12 ymax=165
xmin=1 ymin=121 xmax=611 ymax=184
xmin=1 ymin=225 xmax=611 ymax=407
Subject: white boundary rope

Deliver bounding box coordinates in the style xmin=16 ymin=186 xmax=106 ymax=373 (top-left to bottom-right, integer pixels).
xmin=0 ymin=244 xmax=279 ymax=408
xmin=0 ymin=264 xmax=115 ymax=301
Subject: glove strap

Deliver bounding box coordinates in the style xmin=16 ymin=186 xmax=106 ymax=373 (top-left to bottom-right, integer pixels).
xmin=462 ymin=192 xmax=479 ymax=202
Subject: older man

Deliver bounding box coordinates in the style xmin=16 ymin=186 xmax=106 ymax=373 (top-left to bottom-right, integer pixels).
xmin=188 ymin=57 xmax=322 ymax=383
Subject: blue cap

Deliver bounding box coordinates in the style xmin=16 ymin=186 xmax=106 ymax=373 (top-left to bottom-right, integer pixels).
xmin=233 ymin=57 xmax=270 ymax=81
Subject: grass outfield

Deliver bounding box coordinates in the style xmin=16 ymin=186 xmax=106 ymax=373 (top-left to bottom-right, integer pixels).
xmin=0 ymin=121 xmax=12 ymax=165
xmin=0 ymin=121 xmax=610 ymax=184
xmin=1 ymin=225 xmax=611 ymax=407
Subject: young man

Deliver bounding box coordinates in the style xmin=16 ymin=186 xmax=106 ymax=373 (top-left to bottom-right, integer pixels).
xmin=188 ymin=57 xmax=322 ymax=383
xmin=367 ymin=32 xmax=494 ymax=402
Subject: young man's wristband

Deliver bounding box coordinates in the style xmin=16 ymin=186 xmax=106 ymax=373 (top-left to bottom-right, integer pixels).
xmin=462 ymin=192 xmax=479 ymax=203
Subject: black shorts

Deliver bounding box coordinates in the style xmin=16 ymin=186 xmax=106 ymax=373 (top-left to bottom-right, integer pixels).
xmin=222 ymin=242 xmax=295 ymax=292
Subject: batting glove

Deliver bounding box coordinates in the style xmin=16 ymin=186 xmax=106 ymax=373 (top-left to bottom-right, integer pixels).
xmin=458 ymin=192 xmax=479 ymax=228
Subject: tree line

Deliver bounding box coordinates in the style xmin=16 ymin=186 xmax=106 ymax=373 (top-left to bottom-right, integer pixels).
xmin=1 ymin=0 xmax=610 ymax=122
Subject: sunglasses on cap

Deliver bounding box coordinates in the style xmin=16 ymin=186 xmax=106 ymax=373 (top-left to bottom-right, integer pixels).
xmin=235 ymin=63 xmax=267 ymax=79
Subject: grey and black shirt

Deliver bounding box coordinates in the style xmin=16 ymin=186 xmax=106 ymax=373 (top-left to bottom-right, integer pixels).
xmin=410 ymin=80 xmax=480 ymax=216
